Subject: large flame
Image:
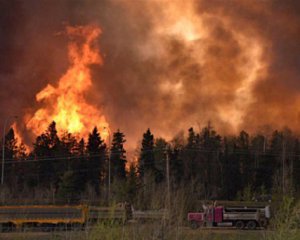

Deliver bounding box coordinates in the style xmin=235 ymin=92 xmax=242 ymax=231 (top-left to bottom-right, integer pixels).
xmin=26 ymin=25 xmax=109 ymax=139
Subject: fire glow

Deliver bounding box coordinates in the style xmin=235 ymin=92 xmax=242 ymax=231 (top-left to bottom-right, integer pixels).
xmin=26 ymin=25 xmax=109 ymax=140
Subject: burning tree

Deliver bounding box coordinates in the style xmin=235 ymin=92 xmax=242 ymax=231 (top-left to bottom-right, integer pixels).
xmin=26 ymin=25 xmax=109 ymax=141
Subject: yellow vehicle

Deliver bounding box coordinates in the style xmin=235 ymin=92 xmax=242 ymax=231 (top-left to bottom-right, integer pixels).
xmin=0 ymin=203 xmax=165 ymax=232
xmin=0 ymin=205 xmax=88 ymax=231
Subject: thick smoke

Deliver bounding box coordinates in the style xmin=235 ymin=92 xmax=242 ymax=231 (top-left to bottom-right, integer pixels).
xmin=1 ymin=0 xmax=300 ymax=149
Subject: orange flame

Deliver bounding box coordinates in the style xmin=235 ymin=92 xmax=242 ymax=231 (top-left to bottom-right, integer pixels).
xmin=26 ymin=25 xmax=109 ymax=140
xmin=12 ymin=122 xmax=30 ymax=154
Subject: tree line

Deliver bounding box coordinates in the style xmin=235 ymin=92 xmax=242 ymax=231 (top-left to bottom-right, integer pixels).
xmin=1 ymin=121 xmax=300 ymax=206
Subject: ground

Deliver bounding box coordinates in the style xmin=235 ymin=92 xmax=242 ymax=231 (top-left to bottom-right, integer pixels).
xmin=0 ymin=226 xmax=283 ymax=240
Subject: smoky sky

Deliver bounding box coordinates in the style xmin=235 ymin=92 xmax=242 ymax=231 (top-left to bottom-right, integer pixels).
xmin=1 ymin=0 xmax=300 ymax=149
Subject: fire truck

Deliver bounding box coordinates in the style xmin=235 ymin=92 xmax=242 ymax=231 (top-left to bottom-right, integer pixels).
xmin=188 ymin=203 xmax=271 ymax=230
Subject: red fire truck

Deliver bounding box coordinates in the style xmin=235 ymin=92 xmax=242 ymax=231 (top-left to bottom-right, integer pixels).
xmin=188 ymin=204 xmax=271 ymax=230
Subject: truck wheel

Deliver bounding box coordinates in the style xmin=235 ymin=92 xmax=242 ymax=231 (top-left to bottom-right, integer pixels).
xmin=190 ymin=221 xmax=199 ymax=229
xmin=235 ymin=221 xmax=245 ymax=229
xmin=246 ymin=221 xmax=257 ymax=230
xmin=259 ymin=218 xmax=268 ymax=228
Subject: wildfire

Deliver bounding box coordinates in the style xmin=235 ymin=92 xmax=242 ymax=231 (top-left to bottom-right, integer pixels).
xmin=26 ymin=25 xmax=109 ymax=140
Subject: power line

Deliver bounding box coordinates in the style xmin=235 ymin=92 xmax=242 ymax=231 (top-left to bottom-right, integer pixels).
xmin=2 ymin=144 xmax=300 ymax=162
xmin=3 ymin=146 xmax=300 ymax=164
xmin=2 ymin=158 xmax=298 ymax=180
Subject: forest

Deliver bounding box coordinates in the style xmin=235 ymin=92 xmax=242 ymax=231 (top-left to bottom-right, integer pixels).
xmin=1 ymin=121 xmax=299 ymax=208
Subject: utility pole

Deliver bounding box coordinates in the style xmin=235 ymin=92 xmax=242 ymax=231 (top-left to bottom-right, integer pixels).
xmin=108 ymin=130 xmax=111 ymax=203
xmin=104 ymin=127 xmax=111 ymax=203
xmin=166 ymin=149 xmax=170 ymax=210
xmin=263 ymin=136 xmax=266 ymax=153
xmin=164 ymin=148 xmax=171 ymax=230
xmin=282 ymin=140 xmax=286 ymax=194
xmin=1 ymin=120 xmax=6 ymax=185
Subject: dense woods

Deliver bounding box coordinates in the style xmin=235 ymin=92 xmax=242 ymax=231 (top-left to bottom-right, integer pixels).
xmin=1 ymin=121 xmax=299 ymax=206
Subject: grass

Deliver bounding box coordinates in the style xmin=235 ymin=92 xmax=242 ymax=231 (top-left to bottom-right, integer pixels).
xmin=3 ymin=225 xmax=300 ymax=240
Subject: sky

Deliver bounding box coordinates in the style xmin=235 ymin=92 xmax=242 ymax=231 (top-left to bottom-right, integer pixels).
xmin=0 ymin=0 xmax=300 ymax=150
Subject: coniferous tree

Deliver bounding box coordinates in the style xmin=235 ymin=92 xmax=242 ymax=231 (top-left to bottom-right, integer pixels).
xmin=267 ymin=130 xmax=280 ymax=191
xmin=110 ymin=130 xmax=127 ymax=182
xmin=251 ymin=134 xmax=268 ymax=191
xmin=87 ymin=127 xmax=106 ymax=195
xmin=24 ymin=153 xmax=38 ymax=189
xmin=236 ymin=130 xmax=252 ymax=195
xmin=4 ymin=128 xmax=18 ymax=159
xmin=109 ymin=130 xmax=127 ymax=202
xmin=199 ymin=124 xmax=222 ymax=198
xmin=293 ymin=139 xmax=300 ymax=194
xmin=1 ymin=128 xmax=18 ymax=186
xmin=71 ymin=138 xmax=87 ymax=193
xmin=138 ymin=129 xmax=156 ymax=208
xmin=60 ymin=132 xmax=77 ymax=158
xmin=280 ymin=129 xmax=295 ymax=194
xmin=182 ymin=127 xmax=206 ymax=199
xmin=222 ymin=136 xmax=241 ymax=199
xmin=138 ymin=129 xmax=155 ymax=180
xmin=169 ymin=133 xmax=184 ymax=185
xmin=126 ymin=163 xmax=138 ymax=203
xmin=269 ymin=130 xmax=285 ymax=194
xmin=59 ymin=132 xmax=78 ymax=178
xmin=183 ymin=127 xmax=199 ymax=181
xmin=14 ymin=142 xmax=28 ymax=189
xmin=153 ymin=138 xmax=168 ymax=183
xmin=57 ymin=170 xmax=79 ymax=203
xmin=33 ymin=121 xmax=61 ymax=188
xmin=168 ymin=146 xmax=183 ymax=185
